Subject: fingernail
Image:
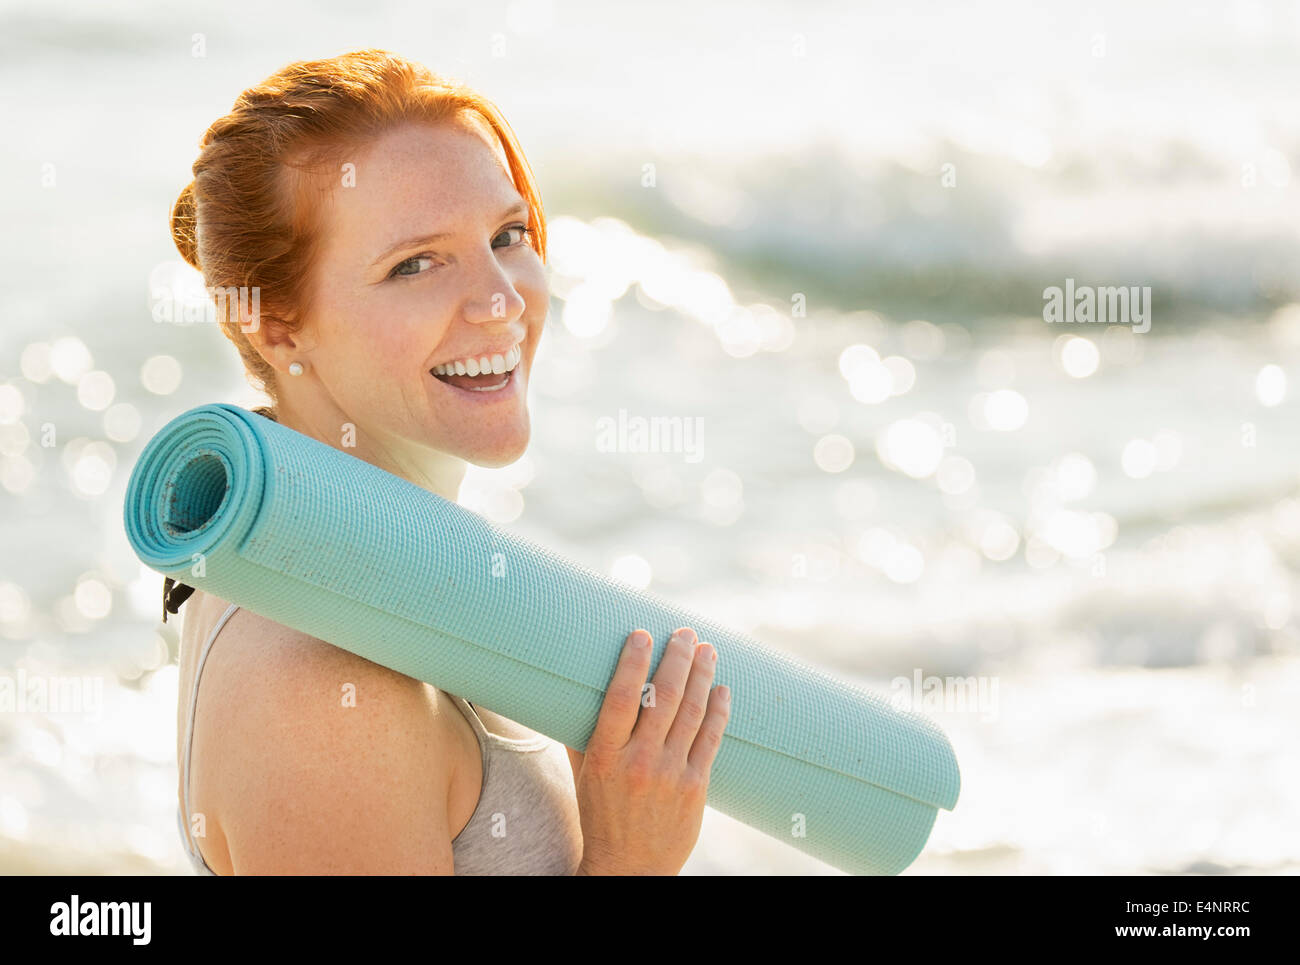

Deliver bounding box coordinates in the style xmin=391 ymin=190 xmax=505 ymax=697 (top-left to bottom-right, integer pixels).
xmin=719 ymin=686 xmax=731 ymax=702
xmin=631 ymin=630 xmax=651 ymax=649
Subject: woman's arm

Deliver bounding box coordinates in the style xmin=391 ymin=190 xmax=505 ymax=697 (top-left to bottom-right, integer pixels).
xmin=195 ymin=617 xmax=459 ymax=874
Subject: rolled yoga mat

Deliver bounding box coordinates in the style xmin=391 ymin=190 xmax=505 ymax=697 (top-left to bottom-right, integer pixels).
xmin=124 ymin=403 xmax=960 ymax=875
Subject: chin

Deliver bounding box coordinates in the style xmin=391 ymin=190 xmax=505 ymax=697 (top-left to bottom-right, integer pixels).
xmin=464 ymin=432 xmax=529 ymax=469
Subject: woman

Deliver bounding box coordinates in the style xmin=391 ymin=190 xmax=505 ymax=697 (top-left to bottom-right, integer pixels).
xmin=165 ymin=49 xmax=731 ymax=875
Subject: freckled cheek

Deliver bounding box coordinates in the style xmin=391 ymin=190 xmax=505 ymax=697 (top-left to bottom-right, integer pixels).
xmin=336 ymin=300 xmax=444 ymax=375
xmin=368 ymin=326 xmax=428 ymax=373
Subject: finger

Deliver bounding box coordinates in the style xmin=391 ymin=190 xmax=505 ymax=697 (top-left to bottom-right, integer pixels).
xmin=587 ymin=630 xmax=654 ymax=755
xmin=634 ymin=627 xmax=698 ymax=746
xmin=686 ymin=684 xmax=731 ymax=775
xmin=663 ymin=641 xmax=717 ymax=762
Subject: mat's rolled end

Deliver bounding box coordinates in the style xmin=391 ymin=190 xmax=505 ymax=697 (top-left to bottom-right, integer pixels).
xmin=123 ymin=404 xmax=266 ymax=577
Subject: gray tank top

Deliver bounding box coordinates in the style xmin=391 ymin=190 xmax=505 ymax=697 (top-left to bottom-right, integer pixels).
xmin=177 ymin=602 xmax=584 ymax=875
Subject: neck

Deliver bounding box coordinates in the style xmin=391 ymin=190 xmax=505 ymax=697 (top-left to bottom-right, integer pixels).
xmin=270 ymin=392 xmax=467 ymax=503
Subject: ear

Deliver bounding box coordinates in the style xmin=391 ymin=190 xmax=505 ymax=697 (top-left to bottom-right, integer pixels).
xmin=241 ymin=306 xmax=316 ymax=377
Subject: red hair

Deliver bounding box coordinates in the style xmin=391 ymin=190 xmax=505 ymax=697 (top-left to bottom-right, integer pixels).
xmin=169 ymin=48 xmax=547 ymax=411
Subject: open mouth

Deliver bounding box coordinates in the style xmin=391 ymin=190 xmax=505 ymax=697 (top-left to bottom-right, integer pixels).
xmin=430 ymin=343 xmax=522 ymax=394
xmin=432 ymin=368 xmax=514 ymax=392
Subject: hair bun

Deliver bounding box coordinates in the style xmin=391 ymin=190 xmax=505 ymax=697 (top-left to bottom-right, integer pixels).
xmin=170 ymin=181 xmax=201 ymax=270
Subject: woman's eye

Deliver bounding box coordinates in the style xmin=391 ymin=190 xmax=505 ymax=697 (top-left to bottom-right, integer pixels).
xmin=390 ymin=255 xmax=435 ymax=278
xmin=493 ymin=224 xmax=532 ymax=248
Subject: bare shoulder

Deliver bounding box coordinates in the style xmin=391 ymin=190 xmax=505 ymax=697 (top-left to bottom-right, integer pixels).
xmin=191 ymin=606 xmax=459 ymax=874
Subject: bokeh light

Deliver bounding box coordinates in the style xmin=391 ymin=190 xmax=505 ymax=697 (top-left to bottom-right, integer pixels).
xmin=76 ymin=370 xmax=115 ymax=411
xmin=983 ymin=390 xmax=1029 ymax=432
xmin=0 ymin=385 xmax=24 ymax=424
xmin=813 ymin=434 xmax=855 ymax=473
xmin=64 ymin=439 xmax=116 ymax=497
xmin=937 ymin=455 xmax=977 ymax=495
xmin=73 ymin=575 xmax=113 ymax=620
xmin=876 ymin=418 xmax=945 ymax=479
xmin=1055 ymin=453 xmax=1097 ymax=501
xmin=50 ymin=337 xmax=93 ymax=383
xmin=140 ymin=355 xmax=182 ymax=395
xmin=1121 ymin=439 xmax=1158 ymax=479
xmin=20 ymin=342 xmax=54 ymax=383
xmin=1256 ymin=364 xmax=1286 ymax=407
xmin=700 ymin=468 xmax=744 ymax=525
xmin=103 ymin=403 xmax=142 ymax=442
xmin=1059 ymin=336 xmax=1100 ymax=378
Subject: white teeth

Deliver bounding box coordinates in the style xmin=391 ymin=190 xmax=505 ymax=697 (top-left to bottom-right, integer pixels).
xmin=433 ymin=343 xmax=523 ymax=377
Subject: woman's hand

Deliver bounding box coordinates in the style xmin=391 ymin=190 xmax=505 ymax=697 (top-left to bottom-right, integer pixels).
xmin=568 ymin=626 xmax=731 ymax=875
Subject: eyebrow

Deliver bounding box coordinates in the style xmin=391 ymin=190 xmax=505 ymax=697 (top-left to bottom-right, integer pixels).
xmin=369 ymin=200 xmax=531 ymax=268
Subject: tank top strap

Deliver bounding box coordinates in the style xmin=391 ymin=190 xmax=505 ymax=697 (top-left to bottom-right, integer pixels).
xmin=180 ymin=601 xmax=241 ymax=862
xmin=444 ymin=693 xmax=552 ymax=750
xmin=445 ymin=692 xmax=492 ymax=739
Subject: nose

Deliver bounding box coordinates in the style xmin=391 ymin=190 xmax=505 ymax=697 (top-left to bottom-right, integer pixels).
xmin=460 ymin=247 xmax=527 ymax=325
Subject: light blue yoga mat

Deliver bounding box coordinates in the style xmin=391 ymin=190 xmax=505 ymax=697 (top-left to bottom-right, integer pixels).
xmin=124 ymin=403 xmax=959 ymax=875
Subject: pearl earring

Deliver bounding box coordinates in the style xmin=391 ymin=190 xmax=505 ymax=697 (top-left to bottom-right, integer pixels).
xmin=288 ymin=361 xmax=304 ymax=376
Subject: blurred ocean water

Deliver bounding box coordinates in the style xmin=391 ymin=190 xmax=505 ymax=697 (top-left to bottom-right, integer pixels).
xmin=1 ymin=0 xmax=1299 ymax=874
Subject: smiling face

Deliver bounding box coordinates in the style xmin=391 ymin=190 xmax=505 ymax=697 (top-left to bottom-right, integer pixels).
xmin=272 ymin=118 xmax=548 ymax=474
